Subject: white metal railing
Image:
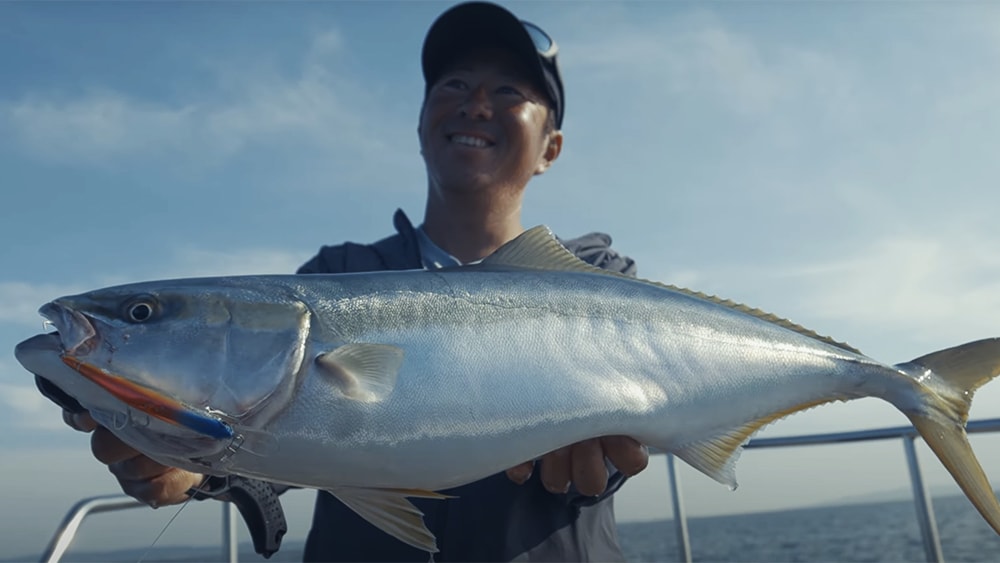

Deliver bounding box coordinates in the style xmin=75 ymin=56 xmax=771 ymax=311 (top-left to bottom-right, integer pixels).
xmin=41 ymin=418 xmax=1000 ymax=563
xmin=40 ymin=497 xmax=238 ymax=563
xmin=666 ymin=417 xmax=1000 ymax=563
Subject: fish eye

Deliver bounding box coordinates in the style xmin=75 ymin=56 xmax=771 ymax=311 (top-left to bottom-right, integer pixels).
xmin=124 ymin=297 xmax=157 ymax=323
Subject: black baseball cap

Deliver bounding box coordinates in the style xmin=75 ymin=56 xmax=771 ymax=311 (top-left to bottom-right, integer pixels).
xmin=421 ymin=1 xmax=565 ymax=129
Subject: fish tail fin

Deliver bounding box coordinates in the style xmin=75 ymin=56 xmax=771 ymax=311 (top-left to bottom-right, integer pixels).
xmin=896 ymin=338 xmax=1000 ymax=534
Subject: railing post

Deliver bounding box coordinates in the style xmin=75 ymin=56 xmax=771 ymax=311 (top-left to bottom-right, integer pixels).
xmin=903 ymin=435 xmax=944 ymax=563
xmin=666 ymin=453 xmax=692 ymax=563
xmin=39 ymin=495 xmax=145 ymax=563
xmin=222 ymin=501 xmax=238 ymax=563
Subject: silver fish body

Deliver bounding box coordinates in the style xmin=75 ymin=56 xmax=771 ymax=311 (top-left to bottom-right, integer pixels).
xmin=15 ymin=226 xmax=1000 ymax=552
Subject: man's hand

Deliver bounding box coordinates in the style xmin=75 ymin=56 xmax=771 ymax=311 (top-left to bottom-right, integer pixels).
xmin=505 ymin=435 xmax=649 ymax=496
xmin=64 ymin=410 xmax=204 ymax=508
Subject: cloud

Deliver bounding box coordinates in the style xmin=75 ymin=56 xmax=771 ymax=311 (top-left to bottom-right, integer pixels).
xmin=779 ymin=234 xmax=1000 ymax=336
xmin=167 ymin=247 xmax=313 ymax=277
xmin=563 ymin=14 xmax=857 ymax=120
xmin=645 ymin=227 xmax=1000 ymax=355
xmin=0 ymin=382 xmax=64 ymax=431
xmin=5 ymin=95 xmax=196 ymax=162
xmin=0 ymin=28 xmax=394 ymax=167
xmin=0 ymin=354 xmax=65 ymax=431
xmin=0 ymin=282 xmax=90 ymax=329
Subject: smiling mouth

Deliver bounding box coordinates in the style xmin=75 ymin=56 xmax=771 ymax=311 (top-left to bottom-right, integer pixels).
xmin=449 ymin=134 xmax=494 ymax=148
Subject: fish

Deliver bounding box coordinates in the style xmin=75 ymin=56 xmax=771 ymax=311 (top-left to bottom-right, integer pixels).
xmin=14 ymin=225 xmax=1000 ymax=553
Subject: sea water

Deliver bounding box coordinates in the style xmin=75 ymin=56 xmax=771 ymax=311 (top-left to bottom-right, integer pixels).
xmin=7 ymin=495 xmax=1000 ymax=562
xmin=618 ymin=494 xmax=1000 ymax=562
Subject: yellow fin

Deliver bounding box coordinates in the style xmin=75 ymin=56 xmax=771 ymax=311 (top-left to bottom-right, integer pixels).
xmin=381 ymin=487 xmax=457 ymax=500
xmin=899 ymin=338 xmax=1000 ymax=534
xmin=481 ymin=225 xmax=597 ymax=272
xmin=315 ymin=343 xmax=403 ymax=402
xmin=674 ymin=398 xmax=835 ymax=488
xmin=325 ymin=486 xmax=451 ymax=553
xmin=909 ymin=415 xmax=1000 ymax=534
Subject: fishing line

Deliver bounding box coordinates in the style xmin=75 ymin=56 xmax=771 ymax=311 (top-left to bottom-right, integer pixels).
xmin=135 ymin=479 xmax=210 ymax=563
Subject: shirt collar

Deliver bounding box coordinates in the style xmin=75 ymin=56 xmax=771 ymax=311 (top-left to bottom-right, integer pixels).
xmin=414 ymin=225 xmax=463 ymax=270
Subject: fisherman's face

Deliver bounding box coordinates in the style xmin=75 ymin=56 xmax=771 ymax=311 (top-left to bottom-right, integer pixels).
xmin=419 ymin=48 xmax=561 ymax=196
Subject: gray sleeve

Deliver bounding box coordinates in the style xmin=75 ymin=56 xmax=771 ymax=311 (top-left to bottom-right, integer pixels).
xmin=559 ymin=232 xmax=637 ymax=277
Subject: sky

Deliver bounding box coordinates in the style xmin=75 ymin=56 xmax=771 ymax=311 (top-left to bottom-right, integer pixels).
xmin=2 ymin=0 xmax=1000 ymax=559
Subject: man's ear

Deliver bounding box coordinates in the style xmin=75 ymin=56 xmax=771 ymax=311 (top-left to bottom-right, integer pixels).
xmin=534 ymin=130 xmax=563 ymax=175
xmin=417 ymin=99 xmax=427 ymax=155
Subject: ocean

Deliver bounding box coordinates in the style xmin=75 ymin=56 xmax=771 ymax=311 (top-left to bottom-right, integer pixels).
xmin=617 ymin=494 xmax=1000 ymax=562
xmin=7 ymin=494 xmax=1000 ymax=562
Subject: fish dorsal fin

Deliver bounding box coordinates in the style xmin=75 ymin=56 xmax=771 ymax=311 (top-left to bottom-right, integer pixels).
xmin=483 ymin=226 xmax=861 ymax=355
xmin=662 ymin=286 xmax=862 ymax=355
xmin=325 ymin=486 xmax=453 ymax=553
xmin=316 ymin=343 xmax=404 ymax=402
xmin=673 ymin=397 xmax=836 ymax=488
xmin=481 ymin=225 xmax=601 ymax=273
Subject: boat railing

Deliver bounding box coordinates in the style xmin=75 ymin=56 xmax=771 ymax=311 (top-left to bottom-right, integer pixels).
xmin=666 ymin=417 xmax=1000 ymax=563
xmin=41 ymin=417 xmax=1000 ymax=563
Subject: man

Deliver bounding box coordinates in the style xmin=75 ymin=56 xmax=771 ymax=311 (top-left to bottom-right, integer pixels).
xmin=60 ymin=2 xmax=649 ymax=560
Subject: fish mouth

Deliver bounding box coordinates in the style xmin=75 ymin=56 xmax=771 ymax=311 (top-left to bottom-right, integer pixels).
xmin=39 ymin=301 xmax=98 ymax=356
xmin=15 ymin=332 xmax=62 ymax=355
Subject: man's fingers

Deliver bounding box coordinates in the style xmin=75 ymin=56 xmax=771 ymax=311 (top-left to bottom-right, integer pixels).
xmin=505 ymin=461 xmax=535 ymax=485
xmin=119 ymin=468 xmax=204 ymax=508
xmin=109 ymin=454 xmax=174 ymax=482
xmin=571 ymin=438 xmax=608 ymax=496
xmin=600 ymin=435 xmax=649 ymax=476
xmin=74 ymin=418 xmax=202 ymax=508
xmin=63 ymin=410 xmax=98 ymax=432
xmin=91 ymin=426 xmax=142 ymax=465
xmin=539 ymin=445 xmax=571 ymax=493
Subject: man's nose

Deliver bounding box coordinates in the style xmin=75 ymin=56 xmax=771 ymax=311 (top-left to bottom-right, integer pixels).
xmin=458 ymin=86 xmax=493 ymax=120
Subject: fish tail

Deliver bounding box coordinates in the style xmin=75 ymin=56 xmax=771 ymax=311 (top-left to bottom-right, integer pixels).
xmin=895 ymin=338 xmax=1000 ymax=534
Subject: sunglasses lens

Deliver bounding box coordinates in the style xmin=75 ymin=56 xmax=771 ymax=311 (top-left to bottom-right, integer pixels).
xmin=522 ymin=21 xmax=554 ymax=55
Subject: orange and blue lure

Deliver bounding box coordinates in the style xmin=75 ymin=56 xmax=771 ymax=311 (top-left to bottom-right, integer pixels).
xmin=62 ymin=357 xmax=234 ymax=440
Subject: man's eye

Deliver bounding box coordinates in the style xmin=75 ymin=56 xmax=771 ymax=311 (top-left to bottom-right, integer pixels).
xmin=443 ymin=78 xmax=468 ymax=90
xmin=496 ymin=85 xmax=524 ymax=97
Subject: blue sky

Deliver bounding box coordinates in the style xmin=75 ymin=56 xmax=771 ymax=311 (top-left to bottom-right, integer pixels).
xmin=3 ymin=0 xmax=1000 ymax=558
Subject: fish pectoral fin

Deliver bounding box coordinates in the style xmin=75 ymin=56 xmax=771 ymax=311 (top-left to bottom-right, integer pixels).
xmin=674 ymin=398 xmax=834 ymax=489
xmin=325 ymin=486 xmax=451 ymax=553
xmin=316 ymin=344 xmax=403 ymax=402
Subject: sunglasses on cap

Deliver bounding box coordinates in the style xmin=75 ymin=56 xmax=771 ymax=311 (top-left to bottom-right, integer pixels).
xmin=522 ymin=20 xmax=558 ymax=59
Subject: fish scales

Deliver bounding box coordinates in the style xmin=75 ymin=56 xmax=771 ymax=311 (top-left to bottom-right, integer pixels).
xmin=254 ymin=266 xmax=864 ymax=492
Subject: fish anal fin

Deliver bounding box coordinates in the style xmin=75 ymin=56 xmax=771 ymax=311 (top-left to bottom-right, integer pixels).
xmin=382 ymin=488 xmax=457 ymax=500
xmin=674 ymin=398 xmax=834 ymax=489
xmin=325 ymin=486 xmax=450 ymax=553
xmin=316 ymin=343 xmax=403 ymax=402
